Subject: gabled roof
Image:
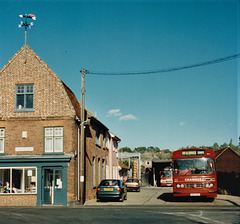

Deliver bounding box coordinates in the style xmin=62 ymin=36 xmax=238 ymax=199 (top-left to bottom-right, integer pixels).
xmin=109 ymin=131 xmax=121 ymax=142
xmin=215 ymin=146 xmax=240 ymax=159
xmin=61 ymin=81 xmax=81 ymax=118
xmin=1 ymin=45 xmax=115 ymax=132
xmin=1 ymin=45 xmax=58 ymax=76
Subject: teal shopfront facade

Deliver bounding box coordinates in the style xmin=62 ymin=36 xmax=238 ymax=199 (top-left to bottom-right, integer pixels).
xmin=0 ymin=154 xmax=72 ymax=206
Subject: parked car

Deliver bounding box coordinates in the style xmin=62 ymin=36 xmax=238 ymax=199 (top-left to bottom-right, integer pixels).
xmin=95 ymin=179 xmax=127 ymax=202
xmin=124 ymin=178 xmax=141 ymax=192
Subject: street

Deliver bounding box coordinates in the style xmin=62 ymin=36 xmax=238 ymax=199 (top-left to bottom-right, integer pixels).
xmin=85 ymin=186 xmax=240 ymax=207
xmin=0 ymin=187 xmax=239 ymax=224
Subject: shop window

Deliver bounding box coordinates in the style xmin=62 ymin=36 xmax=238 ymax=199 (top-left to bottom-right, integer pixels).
xmin=0 ymin=168 xmax=37 ymax=194
xmin=25 ymin=168 xmax=37 ymax=193
xmin=0 ymin=169 xmax=10 ymax=193
xmin=15 ymin=84 xmax=34 ymax=111
xmin=44 ymin=127 xmax=63 ymax=153
xmin=0 ymin=128 xmax=5 ymax=153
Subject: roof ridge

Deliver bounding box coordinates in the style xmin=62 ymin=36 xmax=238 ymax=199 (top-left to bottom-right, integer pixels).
xmin=0 ymin=45 xmax=26 ymax=73
xmin=216 ymin=146 xmax=240 ymax=159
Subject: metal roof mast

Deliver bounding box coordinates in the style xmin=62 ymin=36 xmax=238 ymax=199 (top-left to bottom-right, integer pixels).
xmin=18 ymin=14 xmax=36 ymax=63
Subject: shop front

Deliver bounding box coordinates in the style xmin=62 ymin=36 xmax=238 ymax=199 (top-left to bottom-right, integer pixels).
xmin=0 ymin=154 xmax=72 ymax=206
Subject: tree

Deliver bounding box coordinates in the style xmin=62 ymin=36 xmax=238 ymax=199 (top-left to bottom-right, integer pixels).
xmin=119 ymin=147 xmax=132 ymax=153
xmin=220 ymin=143 xmax=228 ymax=148
xmin=122 ymin=160 xmax=129 ymax=167
xmin=147 ymin=146 xmax=154 ymax=152
xmin=211 ymin=142 xmax=219 ymax=151
xmin=134 ymin=147 xmax=147 ymax=153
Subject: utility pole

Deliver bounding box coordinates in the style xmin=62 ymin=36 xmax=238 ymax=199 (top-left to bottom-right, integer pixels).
xmin=80 ymin=69 xmax=87 ymax=205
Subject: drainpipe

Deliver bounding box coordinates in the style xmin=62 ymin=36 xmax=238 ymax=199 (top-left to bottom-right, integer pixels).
xmin=77 ymin=125 xmax=80 ymax=201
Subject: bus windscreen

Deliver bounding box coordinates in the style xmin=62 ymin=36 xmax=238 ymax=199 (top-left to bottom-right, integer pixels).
xmin=173 ymin=158 xmax=215 ymax=175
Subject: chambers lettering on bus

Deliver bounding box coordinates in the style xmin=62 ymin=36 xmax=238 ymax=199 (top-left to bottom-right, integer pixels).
xmin=172 ymin=148 xmax=217 ymax=198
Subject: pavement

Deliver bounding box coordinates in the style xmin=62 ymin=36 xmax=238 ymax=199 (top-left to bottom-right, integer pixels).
xmin=216 ymin=194 xmax=240 ymax=207
xmin=84 ymin=186 xmax=240 ymax=207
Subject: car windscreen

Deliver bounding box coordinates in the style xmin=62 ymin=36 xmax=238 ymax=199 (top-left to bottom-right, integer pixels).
xmin=161 ymin=171 xmax=172 ymax=178
xmin=99 ymin=180 xmax=119 ymax=186
xmin=126 ymin=179 xmax=138 ymax=183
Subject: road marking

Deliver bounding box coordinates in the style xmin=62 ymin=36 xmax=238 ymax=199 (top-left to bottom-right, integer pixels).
xmin=148 ymin=211 xmax=225 ymax=224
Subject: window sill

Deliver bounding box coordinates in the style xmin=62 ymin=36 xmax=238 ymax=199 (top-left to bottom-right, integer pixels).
xmin=0 ymin=193 xmax=37 ymax=195
xmin=14 ymin=109 xmax=35 ymax=113
xmin=42 ymin=152 xmax=64 ymax=155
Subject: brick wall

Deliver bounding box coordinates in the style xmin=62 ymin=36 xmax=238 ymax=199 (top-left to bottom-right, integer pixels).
xmin=0 ymin=118 xmax=76 ymax=156
xmin=0 ymin=195 xmax=37 ymax=206
xmin=85 ymin=122 xmax=106 ymax=201
xmin=0 ymin=45 xmax=75 ymax=119
xmin=216 ymin=149 xmax=240 ymax=173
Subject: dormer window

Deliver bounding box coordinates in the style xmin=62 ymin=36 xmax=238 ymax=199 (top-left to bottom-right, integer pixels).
xmin=15 ymin=84 xmax=34 ymax=111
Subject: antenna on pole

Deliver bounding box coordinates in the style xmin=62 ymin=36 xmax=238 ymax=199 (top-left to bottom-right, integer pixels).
xmin=18 ymin=14 xmax=36 ymax=63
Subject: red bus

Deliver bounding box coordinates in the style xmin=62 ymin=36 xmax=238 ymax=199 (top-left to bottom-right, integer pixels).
xmin=172 ymin=148 xmax=217 ymax=198
xmin=160 ymin=168 xmax=173 ymax=187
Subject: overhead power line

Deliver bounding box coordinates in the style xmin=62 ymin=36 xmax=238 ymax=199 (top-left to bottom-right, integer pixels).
xmin=88 ymin=54 xmax=240 ymax=76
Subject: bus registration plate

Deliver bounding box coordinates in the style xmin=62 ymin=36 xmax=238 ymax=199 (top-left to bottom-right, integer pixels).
xmin=190 ymin=193 xmax=200 ymax=196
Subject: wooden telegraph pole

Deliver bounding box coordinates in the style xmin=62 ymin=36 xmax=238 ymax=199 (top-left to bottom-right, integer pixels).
xmin=80 ymin=69 xmax=87 ymax=205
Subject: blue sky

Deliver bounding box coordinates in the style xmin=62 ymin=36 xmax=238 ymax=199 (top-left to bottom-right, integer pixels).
xmin=0 ymin=0 xmax=239 ymax=150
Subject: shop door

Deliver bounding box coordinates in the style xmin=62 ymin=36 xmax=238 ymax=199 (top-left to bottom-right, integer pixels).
xmin=43 ymin=168 xmax=63 ymax=205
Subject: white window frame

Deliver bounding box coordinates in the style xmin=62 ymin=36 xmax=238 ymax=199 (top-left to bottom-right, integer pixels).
xmin=0 ymin=128 xmax=5 ymax=153
xmin=0 ymin=167 xmax=37 ymax=194
xmin=44 ymin=127 xmax=63 ymax=153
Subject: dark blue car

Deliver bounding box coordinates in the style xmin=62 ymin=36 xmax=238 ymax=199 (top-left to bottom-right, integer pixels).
xmin=96 ymin=179 xmax=127 ymax=202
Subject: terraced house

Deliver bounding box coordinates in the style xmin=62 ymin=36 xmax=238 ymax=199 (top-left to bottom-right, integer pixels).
xmin=0 ymin=45 xmax=120 ymax=206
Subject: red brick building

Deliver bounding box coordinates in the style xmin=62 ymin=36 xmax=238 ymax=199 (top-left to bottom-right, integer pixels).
xmin=215 ymin=146 xmax=240 ymax=195
xmin=0 ymin=45 xmax=119 ymax=206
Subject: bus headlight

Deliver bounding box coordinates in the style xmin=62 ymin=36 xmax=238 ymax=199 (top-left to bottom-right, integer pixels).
xmin=181 ymin=184 xmax=185 ymax=188
xmin=177 ymin=184 xmax=181 ymax=188
xmin=206 ymin=183 xmax=214 ymax=188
